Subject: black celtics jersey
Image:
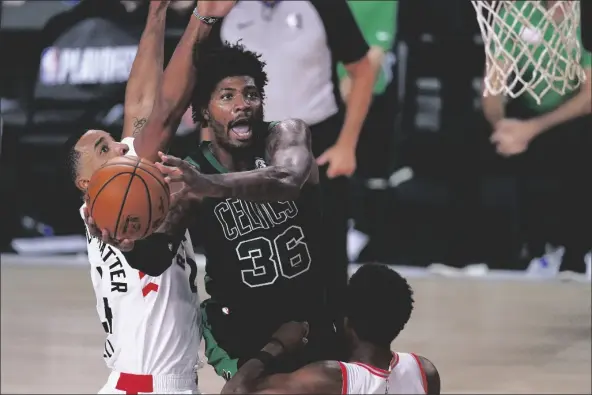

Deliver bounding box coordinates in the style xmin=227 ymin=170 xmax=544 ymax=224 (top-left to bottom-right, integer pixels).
xmin=186 ymin=123 xmax=328 ymax=322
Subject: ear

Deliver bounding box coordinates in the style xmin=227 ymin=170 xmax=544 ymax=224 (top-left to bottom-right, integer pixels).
xmin=343 ymin=317 xmax=357 ymax=340
xmin=76 ymin=178 xmax=89 ymax=192
xmin=202 ymin=108 xmax=211 ymax=124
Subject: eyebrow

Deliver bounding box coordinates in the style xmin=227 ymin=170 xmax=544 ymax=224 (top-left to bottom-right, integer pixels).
xmin=94 ymin=137 xmax=105 ymax=149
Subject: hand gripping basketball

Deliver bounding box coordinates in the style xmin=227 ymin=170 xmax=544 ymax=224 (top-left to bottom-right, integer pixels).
xmin=155 ymin=152 xmax=205 ymax=202
xmin=82 ymin=205 xmax=135 ymax=252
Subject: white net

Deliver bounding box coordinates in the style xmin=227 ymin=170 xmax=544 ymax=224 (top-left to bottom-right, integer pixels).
xmin=472 ymin=1 xmax=586 ymax=104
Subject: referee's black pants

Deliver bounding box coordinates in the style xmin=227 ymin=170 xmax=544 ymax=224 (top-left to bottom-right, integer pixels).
xmin=309 ymin=112 xmax=349 ymax=348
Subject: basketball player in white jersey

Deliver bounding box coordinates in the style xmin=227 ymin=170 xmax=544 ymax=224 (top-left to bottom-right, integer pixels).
xmin=65 ymin=1 xmax=238 ymax=393
xmin=221 ymin=264 xmax=440 ymax=395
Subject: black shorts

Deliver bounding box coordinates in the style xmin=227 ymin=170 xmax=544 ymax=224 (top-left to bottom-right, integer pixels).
xmin=201 ymin=298 xmax=343 ymax=377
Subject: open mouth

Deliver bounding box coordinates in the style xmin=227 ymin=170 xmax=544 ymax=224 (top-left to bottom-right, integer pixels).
xmin=230 ymin=118 xmax=252 ymax=140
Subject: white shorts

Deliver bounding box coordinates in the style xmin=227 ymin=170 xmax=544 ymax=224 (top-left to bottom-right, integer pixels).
xmin=98 ymin=371 xmax=199 ymax=394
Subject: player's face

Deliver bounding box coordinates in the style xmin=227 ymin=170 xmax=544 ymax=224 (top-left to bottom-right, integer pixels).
xmin=74 ymin=130 xmax=129 ymax=191
xmin=206 ymin=76 xmax=264 ymax=149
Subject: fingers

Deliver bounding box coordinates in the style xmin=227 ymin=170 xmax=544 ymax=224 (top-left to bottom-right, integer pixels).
xmin=84 ymin=206 xmax=133 ymax=249
xmin=118 ymin=239 xmax=135 ymax=252
xmin=83 ymin=208 xmax=102 ymax=238
xmin=155 ymin=164 xmax=186 ymax=186
xmin=326 ymin=164 xmax=339 ymax=179
xmin=154 ymin=161 xmax=180 ymax=175
xmin=316 ymin=152 xmax=329 ymax=166
xmin=158 ymin=152 xmax=188 ymax=169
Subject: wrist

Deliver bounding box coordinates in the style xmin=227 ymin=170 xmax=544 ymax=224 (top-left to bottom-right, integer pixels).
xmin=527 ymin=118 xmax=545 ymax=137
xmin=335 ymin=137 xmax=357 ymax=152
xmin=193 ymin=8 xmax=222 ymax=25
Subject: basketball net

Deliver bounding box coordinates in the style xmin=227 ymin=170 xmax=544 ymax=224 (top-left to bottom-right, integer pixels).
xmin=472 ymin=1 xmax=586 ymax=104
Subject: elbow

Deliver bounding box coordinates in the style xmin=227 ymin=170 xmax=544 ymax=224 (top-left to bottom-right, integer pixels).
xmin=122 ymin=235 xmax=174 ymax=276
xmin=127 ymin=256 xmax=170 ymax=277
xmin=345 ymin=53 xmax=374 ymax=81
xmin=274 ymin=168 xmax=304 ymax=201
xmin=367 ymin=46 xmax=385 ymax=73
xmin=277 ymin=178 xmax=301 ymax=201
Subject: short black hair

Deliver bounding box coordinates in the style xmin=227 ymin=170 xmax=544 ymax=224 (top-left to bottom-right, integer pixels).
xmin=191 ymin=40 xmax=268 ymax=127
xmin=63 ymin=131 xmax=83 ymax=183
xmin=345 ymin=264 xmax=414 ymax=347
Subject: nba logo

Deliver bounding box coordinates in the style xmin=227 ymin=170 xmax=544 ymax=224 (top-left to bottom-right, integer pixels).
xmin=255 ymin=158 xmax=267 ymax=169
xmin=39 ymin=47 xmax=60 ymax=85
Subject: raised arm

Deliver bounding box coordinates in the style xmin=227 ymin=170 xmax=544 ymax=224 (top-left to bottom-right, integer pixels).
xmin=134 ymin=1 xmax=237 ymax=162
xmin=121 ymin=1 xmax=169 ymax=140
xmin=157 ymin=119 xmax=318 ymax=202
xmin=481 ymin=56 xmax=509 ymax=127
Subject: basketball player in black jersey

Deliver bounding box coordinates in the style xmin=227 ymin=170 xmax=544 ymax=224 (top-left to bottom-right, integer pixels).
xmin=154 ymin=41 xmax=341 ymax=379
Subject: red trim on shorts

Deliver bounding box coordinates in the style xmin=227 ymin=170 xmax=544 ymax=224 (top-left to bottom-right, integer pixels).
xmin=115 ymin=372 xmax=154 ymax=394
xmin=338 ymin=362 xmax=348 ymax=394
xmin=411 ymin=353 xmax=428 ymax=394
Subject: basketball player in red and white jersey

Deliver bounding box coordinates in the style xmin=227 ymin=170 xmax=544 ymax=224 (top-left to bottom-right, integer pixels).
xmin=221 ymin=264 xmax=440 ymax=395
xmin=65 ymin=1 xmax=238 ymax=393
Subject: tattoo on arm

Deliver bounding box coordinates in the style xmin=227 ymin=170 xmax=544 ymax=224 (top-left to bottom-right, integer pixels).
xmin=132 ymin=117 xmax=148 ymax=137
xmin=196 ymin=119 xmax=314 ymax=202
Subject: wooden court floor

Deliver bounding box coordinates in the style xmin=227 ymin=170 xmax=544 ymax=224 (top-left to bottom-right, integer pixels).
xmin=1 ymin=263 xmax=590 ymax=394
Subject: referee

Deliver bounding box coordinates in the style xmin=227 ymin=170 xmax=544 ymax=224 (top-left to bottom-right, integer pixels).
xmin=207 ymin=0 xmax=377 ymax=341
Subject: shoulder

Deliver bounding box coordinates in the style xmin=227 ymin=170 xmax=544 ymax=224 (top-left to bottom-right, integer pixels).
xmin=415 ymin=355 xmax=440 ymax=395
xmin=296 ymin=361 xmax=343 ymax=390
xmin=266 ymin=119 xmax=314 ymax=156
xmin=258 ymin=361 xmax=342 ymax=394
xmin=269 ymin=119 xmax=309 ymax=131
xmin=267 ymin=119 xmax=311 ymax=142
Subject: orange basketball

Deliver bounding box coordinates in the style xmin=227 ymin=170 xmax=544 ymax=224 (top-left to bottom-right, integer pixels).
xmin=87 ymin=156 xmax=170 ymax=241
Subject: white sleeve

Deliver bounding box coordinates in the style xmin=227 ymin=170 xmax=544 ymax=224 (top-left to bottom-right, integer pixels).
xmin=338 ymin=362 xmax=367 ymax=394
xmin=120 ymin=136 xmax=138 ymax=157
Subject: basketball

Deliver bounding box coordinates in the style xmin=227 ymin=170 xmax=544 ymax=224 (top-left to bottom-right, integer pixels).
xmin=86 ymin=156 xmax=170 ymax=241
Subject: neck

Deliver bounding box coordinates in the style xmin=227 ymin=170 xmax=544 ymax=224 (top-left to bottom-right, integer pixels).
xmin=349 ymin=342 xmax=393 ymax=371
xmin=209 ymin=140 xmax=253 ymax=172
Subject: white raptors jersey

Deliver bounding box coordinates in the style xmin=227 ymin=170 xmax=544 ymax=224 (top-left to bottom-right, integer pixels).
xmin=338 ymin=353 xmax=427 ymax=394
xmin=82 ymin=137 xmax=201 ymax=376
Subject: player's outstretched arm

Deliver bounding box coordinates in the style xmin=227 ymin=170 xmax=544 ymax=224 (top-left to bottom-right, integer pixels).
xmin=221 ymin=321 xmax=341 ymax=394
xmin=121 ymin=1 xmax=169 ymax=140
xmin=134 ymin=1 xmax=237 ymax=162
xmin=156 ymin=119 xmax=318 ymax=202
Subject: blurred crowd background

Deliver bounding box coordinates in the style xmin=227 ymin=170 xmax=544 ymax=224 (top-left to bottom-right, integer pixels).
xmin=0 ymin=0 xmax=589 ymax=274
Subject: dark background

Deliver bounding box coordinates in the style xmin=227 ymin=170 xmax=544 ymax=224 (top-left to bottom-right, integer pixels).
xmin=0 ymin=0 xmax=580 ymax=269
